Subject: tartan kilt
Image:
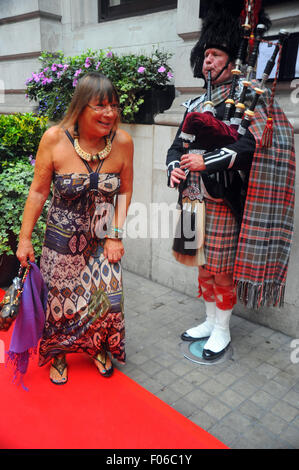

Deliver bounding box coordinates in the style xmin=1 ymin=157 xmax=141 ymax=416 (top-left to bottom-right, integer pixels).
xmin=204 ymin=198 xmax=240 ymax=275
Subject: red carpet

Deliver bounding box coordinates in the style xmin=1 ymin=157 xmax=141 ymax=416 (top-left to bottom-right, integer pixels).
xmin=0 ymin=289 xmax=227 ymax=450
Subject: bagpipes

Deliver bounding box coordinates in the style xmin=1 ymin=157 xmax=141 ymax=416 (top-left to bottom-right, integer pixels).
xmin=179 ymin=0 xmax=289 ymax=154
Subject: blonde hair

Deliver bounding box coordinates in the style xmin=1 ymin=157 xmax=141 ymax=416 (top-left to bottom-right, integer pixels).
xmin=60 ymin=72 xmax=120 ymax=132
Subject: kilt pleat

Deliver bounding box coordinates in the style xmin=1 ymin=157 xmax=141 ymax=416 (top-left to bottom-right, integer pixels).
xmin=204 ymin=199 xmax=240 ymax=274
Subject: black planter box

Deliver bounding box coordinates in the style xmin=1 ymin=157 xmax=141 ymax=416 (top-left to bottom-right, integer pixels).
xmin=134 ymin=85 xmax=175 ymax=124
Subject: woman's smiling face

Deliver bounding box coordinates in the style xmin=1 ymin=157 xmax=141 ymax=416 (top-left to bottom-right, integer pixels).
xmin=81 ymin=96 xmax=119 ymax=137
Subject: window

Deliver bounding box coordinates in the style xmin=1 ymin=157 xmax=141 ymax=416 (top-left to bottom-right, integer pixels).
xmin=98 ymin=0 xmax=177 ymax=22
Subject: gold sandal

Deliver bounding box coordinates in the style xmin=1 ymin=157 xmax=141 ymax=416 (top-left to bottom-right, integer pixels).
xmin=50 ymin=354 xmax=68 ymax=385
xmin=94 ymin=351 xmax=114 ymax=378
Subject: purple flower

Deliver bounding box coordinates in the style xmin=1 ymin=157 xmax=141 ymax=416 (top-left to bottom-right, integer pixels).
xmin=96 ymin=61 xmax=101 ymax=70
xmin=167 ymin=71 xmax=174 ymax=79
xmin=51 ymin=64 xmax=57 ymax=72
xmin=73 ymin=78 xmax=78 ymax=87
xmin=32 ymin=73 xmax=40 ymax=83
xmin=158 ymin=66 xmax=166 ymax=73
xmin=28 ymin=155 xmax=36 ymax=166
xmin=63 ymin=64 xmax=69 ymax=71
xmin=84 ymin=57 xmax=92 ymax=68
xmin=42 ymin=77 xmax=53 ymax=85
xmin=106 ymin=51 xmax=113 ymax=58
xmin=43 ymin=67 xmax=49 ymax=72
xmin=57 ymin=71 xmax=62 ymax=79
xmin=138 ymin=66 xmax=146 ymax=74
xmin=25 ymin=77 xmax=32 ymax=85
xmin=74 ymin=68 xmax=82 ymax=78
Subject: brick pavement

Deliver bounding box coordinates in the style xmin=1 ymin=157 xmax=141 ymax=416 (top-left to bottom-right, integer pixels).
xmin=120 ymin=269 xmax=299 ymax=449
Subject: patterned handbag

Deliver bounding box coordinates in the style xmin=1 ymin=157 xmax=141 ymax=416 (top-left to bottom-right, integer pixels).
xmin=0 ymin=265 xmax=30 ymax=331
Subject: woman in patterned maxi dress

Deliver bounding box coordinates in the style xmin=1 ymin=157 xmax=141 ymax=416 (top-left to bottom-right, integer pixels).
xmin=17 ymin=72 xmax=134 ymax=384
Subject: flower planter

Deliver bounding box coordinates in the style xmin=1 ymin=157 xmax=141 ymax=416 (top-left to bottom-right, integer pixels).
xmin=134 ymin=85 xmax=175 ymax=124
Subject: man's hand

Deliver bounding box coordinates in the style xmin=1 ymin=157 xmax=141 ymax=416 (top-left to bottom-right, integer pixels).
xmin=180 ymin=153 xmax=206 ymax=172
xmin=170 ymin=167 xmax=187 ymax=188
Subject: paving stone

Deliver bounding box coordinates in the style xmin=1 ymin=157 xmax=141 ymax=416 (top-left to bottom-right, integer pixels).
xmin=184 ymin=388 xmax=213 ymax=408
xmin=254 ymin=325 xmax=275 ymax=338
xmin=274 ymin=371 xmax=299 ymax=389
xmin=122 ymin=270 xmax=299 ymax=449
xmin=233 ymin=424 xmax=280 ymax=449
xmin=220 ymin=410 xmax=253 ymax=432
xmin=200 ymin=378 xmax=228 ymax=397
xmin=171 ymin=398 xmax=196 ymax=418
xmin=255 ymin=362 xmax=280 ymax=380
xmin=279 ymin=425 xmax=299 ymax=448
xmin=155 ymin=387 xmax=182 ymax=405
xmin=129 ymin=352 xmax=149 ymax=366
xmin=261 ymin=379 xmax=290 ymax=399
xmin=179 ymin=368 xmax=209 ymax=387
xmin=167 ymin=377 xmax=195 ymax=396
xmin=219 ymin=388 xmax=246 ymax=408
xmin=203 ymin=398 xmax=231 ymax=420
xmin=250 ymin=389 xmax=278 ymax=410
xmin=260 ymin=412 xmax=289 ymax=435
xmin=154 ymin=369 xmax=179 ymax=387
xmin=189 ymin=410 xmax=217 ymax=431
xmin=139 ymin=359 xmax=163 ymax=376
xmin=141 ymin=377 xmax=165 ymax=395
xmin=272 ymin=400 xmax=299 ymax=422
xmin=231 ymin=378 xmax=259 ymax=399
xmin=208 ymin=424 xmax=239 ymax=448
xmin=168 ymin=359 xmax=196 ymax=377
xmin=283 ymin=389 xmax=299 ymax=409
xmin=265 ymin=351 xmax=293 ymax=370
xmin=238 ymin=400 xmax=265 ymax=421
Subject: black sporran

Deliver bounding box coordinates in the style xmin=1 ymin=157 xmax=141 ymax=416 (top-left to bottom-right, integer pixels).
xmin=173 ymin=204 xmax=198 ymax=256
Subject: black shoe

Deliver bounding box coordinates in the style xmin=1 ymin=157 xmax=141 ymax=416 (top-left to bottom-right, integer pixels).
xmin=202 ymin=343 xmax=231 ymax=361
xmin=181 ymin=331 xmax=198 ymax=341
xmin=180 ymin=331 xmax=209 ymax=341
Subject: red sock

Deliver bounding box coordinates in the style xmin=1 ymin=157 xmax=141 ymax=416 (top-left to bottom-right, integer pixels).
xmin=213 ymin=283 xmax=237 ymax=310
xmin=198 ymin=274 xmax=215 ymax=302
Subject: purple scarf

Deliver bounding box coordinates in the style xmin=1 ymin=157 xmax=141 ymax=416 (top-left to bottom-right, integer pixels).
xmin=6 ymin=262 xmax=48 ymax=390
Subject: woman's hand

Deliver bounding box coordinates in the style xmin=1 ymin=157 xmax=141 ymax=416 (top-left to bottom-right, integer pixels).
xmin=16 ymin=239 xmax=35 ymax=268
xmin=180 ymin=153 xmax=206 ymax=172
xmin=170 ymin=167 xmax=187 ymax=188
xmin=104 ymin=239 xmax=125 ymax=263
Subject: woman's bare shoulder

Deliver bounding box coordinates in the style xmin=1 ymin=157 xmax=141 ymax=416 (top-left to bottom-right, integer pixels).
xmin=40 ymin=125 xmax=65 ymax=146
xmin=114 ymin=128 xmax=133 ymax=146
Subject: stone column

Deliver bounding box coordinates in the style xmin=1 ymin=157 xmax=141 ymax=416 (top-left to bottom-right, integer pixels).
xmin=155 ymin=0 xmax=203 ymax=126
xmin=0 ymin=0 xmax=62 ymax=113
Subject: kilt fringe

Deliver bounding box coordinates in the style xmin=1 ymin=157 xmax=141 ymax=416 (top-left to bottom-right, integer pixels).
xmin=235 ymin=280 xmax=285 ymax=310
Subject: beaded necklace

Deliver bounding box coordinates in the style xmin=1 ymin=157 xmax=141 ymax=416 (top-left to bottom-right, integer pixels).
xmin=74 ymin=135 xmax=112 ymax=162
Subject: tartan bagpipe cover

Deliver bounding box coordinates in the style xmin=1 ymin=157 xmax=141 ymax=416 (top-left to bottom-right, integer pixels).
xmin=233 ymin=84 xmax=296 ymax=309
